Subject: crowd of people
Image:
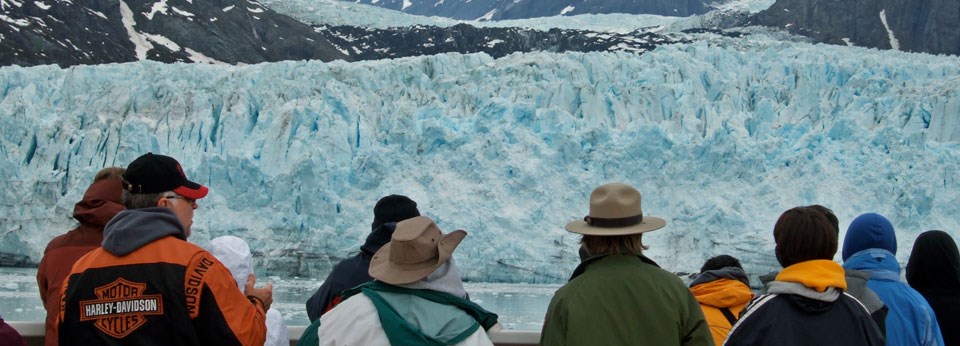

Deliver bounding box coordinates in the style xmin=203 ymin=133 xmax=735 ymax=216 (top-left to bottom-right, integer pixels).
xmin=16 ymin=152 xmax=960 ymax=345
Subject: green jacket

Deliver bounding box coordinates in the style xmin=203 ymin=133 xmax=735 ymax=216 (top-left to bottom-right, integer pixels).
xmin=541 ymin=254 xmax=713 ymax=346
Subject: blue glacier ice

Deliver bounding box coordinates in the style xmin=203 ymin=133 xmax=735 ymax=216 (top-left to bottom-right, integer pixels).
xmin=2 ymin=34 xmax=960 ymax=284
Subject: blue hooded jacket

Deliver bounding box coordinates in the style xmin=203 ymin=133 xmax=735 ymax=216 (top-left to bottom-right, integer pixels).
xmin=842 ymin=213 xmax=944 ymax=346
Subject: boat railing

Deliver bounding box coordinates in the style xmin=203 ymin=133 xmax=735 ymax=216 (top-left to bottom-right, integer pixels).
xmin=8 ymin=321 xmax=541 ymax=346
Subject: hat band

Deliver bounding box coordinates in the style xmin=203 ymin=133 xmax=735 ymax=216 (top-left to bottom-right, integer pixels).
xmin=584 ymin=214 xmax=643 ymax=228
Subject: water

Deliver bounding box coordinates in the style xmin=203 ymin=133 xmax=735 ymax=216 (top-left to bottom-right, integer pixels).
xmin=0 ymin=267 xmax=556 ymax=331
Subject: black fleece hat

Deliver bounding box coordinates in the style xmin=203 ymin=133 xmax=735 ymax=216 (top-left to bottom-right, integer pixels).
xmin=121 ymin=153 xmax=209 ymax=199
xmin=371 ymin=195 xmax=420 ymax=231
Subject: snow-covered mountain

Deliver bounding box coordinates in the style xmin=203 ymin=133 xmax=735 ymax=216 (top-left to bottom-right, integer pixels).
xmin=333 ymin=0 xmax=715 ymax=20
xmin=0 ymin=0 xmax=700 ymax=67
xmin=0 ymin=0 xmax=349 ymax=67
xmin=750 ymin=0 xmax=960 ymax=56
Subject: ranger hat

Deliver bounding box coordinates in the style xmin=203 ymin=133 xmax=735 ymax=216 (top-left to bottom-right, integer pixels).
xmin=565 ymin=183 xmax=666 ymax=236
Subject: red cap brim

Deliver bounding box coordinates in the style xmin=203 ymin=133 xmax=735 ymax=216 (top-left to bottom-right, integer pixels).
xmin=174 ymin=183 xmax=209 ymax=200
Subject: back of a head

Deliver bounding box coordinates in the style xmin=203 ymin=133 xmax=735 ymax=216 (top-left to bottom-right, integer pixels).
xmin=93 ymin=167 xmax=126 ymax=182
xmin=371 ymin=195 xmax=420 ymax=231
xmin=773 ymin=207 xmax=838 ymax=268
xmin=805 ymin=205 xmax=839 ymax=233
xmin=906 ymin=230 xmax=960 ymax=291
xmin=209 ymin=236 xmax=254 ymax=289
xmin=700 ymin=254 xmax=743 ymax=273
xmin=842 ymin=213 xmax=897 ymax=261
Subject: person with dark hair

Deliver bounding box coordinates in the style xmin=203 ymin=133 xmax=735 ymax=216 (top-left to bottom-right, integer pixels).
xmin=906 ymin=230 xmax=960 ymax=346
xmin=689 ymin=255 xmax=753 ymax=346
xmin=842 ymin=213 xmax=943 ymax=346
xmin=316 ymin=216 xmax=499 ymax=345
xmin=55 ymin=153 xmax=273 ymax=345
xmin=305 ymin=194 xmax=421 ymax=321
xmin=724 ymin=207 xmax=884 ymax=345
xmin=37 ymin=167 xmax=125 ymax=346
xmin=806 ymin=205 xmax=888 ymax=333
xmin=541 ymin=183 xmax=711 ymax=346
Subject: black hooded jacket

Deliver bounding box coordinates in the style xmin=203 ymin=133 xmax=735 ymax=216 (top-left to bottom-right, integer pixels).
xmin=906 ymin=230 xmax=960 ymax=346
xmin=305 ymin=223 xmax=396 ymax=321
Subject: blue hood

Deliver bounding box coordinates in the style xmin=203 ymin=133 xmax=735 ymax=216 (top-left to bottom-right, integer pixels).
xmin=842 ymin=213 xmax=897 ymax=261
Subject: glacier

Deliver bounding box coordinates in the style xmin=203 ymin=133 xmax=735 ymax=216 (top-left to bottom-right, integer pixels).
xmin=2 ymin=35 xmax=960 ymax=284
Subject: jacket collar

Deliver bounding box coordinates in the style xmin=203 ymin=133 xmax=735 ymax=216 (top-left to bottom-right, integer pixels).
xmin=775 ymin=259 xmax=847 ymax=292
xmin=569 ymin=254 xmax=659 ymax=281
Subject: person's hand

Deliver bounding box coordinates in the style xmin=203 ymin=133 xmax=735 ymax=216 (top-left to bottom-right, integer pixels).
xmin=243 ymin=273 xmax=273 ymax=311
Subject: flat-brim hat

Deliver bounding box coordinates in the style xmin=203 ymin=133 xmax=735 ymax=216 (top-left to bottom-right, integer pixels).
xmin=565 ymin=183 xmax=666 ymax=236
xmin=369 ymin=216 xmax=467 ymax=285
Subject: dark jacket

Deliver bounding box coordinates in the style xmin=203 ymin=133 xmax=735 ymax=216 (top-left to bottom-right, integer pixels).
xmin=725 ymin=260 xmax=884 ymax=346
xmin=907 ymin=230 xmax=960 ymax=346
xmin=540 ymin=254 xmax=712 ymax=346
xmin=37 ymin=178 xmax=124 ymax=346
xmin=305 ymin=223 xmax=396 ymax=321
xmin=759 ymin=268 xmax=888 ymax=334
xmin=0 ymin=316 xmax=27 ymax=346
xmin=57 ymin=208 xmax=267 ymax=346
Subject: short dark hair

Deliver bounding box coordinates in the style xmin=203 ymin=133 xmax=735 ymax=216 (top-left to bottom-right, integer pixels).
xmin=700 ymin=254 xmax=743 ymax=273
xmin=805 ymin=204 xmax=839 ymax=234
xmin=773 ymin=206 xmax=838 ymax=268
xmin=581 ymin=233 xmax=648 ymax=256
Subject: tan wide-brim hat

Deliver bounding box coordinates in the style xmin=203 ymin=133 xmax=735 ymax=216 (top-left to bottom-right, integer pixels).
xmin=565 ymin=182 xmax=666 ymax=236
xmin=369 ymin=216 xmax=467 ymax=285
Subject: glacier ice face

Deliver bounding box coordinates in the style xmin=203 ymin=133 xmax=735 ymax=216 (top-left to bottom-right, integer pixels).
xmin=2 ymin=37 xmax=960 ymax=284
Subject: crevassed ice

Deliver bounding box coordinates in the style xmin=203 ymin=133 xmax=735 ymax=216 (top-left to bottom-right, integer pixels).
xmin=1 ymin=37 xmax=959 ymax=284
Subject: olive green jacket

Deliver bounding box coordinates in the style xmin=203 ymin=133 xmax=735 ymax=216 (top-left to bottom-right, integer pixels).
xmin=541 ymin=254 xmax=713 ymax=346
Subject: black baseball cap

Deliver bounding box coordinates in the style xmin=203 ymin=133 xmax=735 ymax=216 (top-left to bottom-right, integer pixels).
xmin=121 ymin=153 xmax=209 ymax=199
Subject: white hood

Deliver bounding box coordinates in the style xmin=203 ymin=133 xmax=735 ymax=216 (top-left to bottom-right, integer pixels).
xmin=209 ymin=235 xmax=254 ymax=289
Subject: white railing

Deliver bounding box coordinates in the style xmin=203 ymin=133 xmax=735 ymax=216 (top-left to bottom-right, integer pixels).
xmin=9 ymin=322 xmax=541 ymax=346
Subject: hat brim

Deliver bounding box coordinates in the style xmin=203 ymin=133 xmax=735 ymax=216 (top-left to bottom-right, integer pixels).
xmin=173 ymin=180 xmax=208 ymax=200
xmin=369 ymin=230 xmax=467 ymax=285
xmin=565 ymin=216 xmax=666 ymax=236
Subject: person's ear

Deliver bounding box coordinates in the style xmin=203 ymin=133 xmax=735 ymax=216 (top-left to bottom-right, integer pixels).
xmin=157 ymin=196 xmax=169 ymax=208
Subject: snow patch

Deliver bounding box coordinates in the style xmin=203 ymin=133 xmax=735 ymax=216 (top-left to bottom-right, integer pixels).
xmin=879 ymin=9 xmax=899 ymax=51
xmin=144 ymin=33 xmax=180 ymax=52
xmin=477 ymin=9 xmax=497 ymax=21
xmin=222 ymin=5 xmax=234 ymax=12
xmin=33 ymin=1 xmax=48 ymax=10
xmin=0 ymin=14 xmax=30 ymax=26
xmin=402 ymin=0 xmax=412 ymax=11
xmin=485 ymin=39 xmax=503 ymax=48
xmin=144 ymin=0 xmax=169 ymax=20
xmin=85 ymin=8 xmax=108 ymax=19
xmin=171 ymin=6 xmax=194 ymax=17
xmin=248 ymin=7 xmax=264 ymax=13
xmin=209 ymin=17 xmax=218 ymax=22
xmin=0 ymin=0 xmax=23 ymax=10
xmin=119 ymin=0 xmax=153 ymax=60
xmin=559 ymin=6 xmax=574 ymax=15
xmin=841 ymin=38 xmax=853 ymax=46
xmin=185 ymin=48 xmax=224 ymax=64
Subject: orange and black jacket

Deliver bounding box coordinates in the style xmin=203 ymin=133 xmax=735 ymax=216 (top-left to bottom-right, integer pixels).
xmin=37 ymin=178 xmax=124 ymax=346
xmin=689 ymin=267 xmax=754 ymax=346
xmin=56 ymin=208 xmax=267 ymax=346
